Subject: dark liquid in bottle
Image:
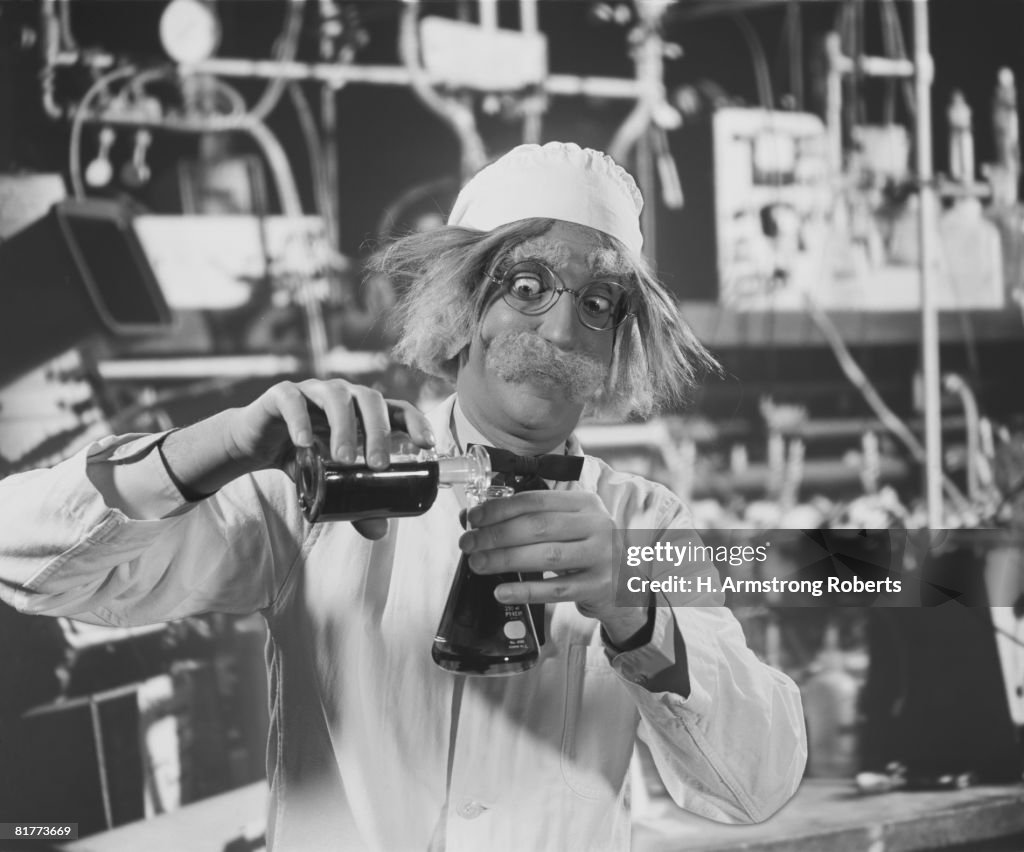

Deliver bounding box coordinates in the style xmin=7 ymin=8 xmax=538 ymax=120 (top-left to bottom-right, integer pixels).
xmin=308 ymin=461 xmax=440 ymax=522
xmin=432 ymin=556 xmax=539 ymax=676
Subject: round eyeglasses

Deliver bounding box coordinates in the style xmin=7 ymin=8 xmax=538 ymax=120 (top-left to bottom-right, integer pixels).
xmin=485 ymin=258 xmax=634 ymax=332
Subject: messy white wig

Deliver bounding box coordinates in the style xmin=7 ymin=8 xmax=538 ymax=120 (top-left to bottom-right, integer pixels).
xmin=368 ymin=218 xmax=719 ymax=420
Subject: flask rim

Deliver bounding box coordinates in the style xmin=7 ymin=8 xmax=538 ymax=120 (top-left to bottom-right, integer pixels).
xmin=466 ymin=483 xmax=516 ymax=503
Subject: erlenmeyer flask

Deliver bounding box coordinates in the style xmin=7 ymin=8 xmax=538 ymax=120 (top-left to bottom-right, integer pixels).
xmin=432 ymin=483 xmax=540 ymax=676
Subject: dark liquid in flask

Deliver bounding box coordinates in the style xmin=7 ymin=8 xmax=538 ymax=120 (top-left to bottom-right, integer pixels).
xmin=431 ymin=556 xmax=540 ymax=676
xmin=303 ymin=460 xmax=440 ymax=522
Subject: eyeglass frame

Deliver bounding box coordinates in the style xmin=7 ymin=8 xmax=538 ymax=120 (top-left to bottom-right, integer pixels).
xmin=483 ymin=255 xmax=637 ymax=333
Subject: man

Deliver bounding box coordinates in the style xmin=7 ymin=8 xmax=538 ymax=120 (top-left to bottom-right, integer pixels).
xmin=0 ymin=142 xmax=806 ymax=851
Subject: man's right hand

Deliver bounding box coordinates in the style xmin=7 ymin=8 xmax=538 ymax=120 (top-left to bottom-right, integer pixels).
xmin=225 ymin=379 xmax=436 ymax=474
xmin=161 ymin=379 xmax=436 ymax=539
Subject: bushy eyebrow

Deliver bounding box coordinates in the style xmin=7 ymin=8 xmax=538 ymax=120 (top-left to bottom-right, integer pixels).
xmin=506 ymin=238 xmax=631 ymax=279
xmin=507 ymin=238 xmax=570 ymax=267
xmin=586 ymin=247 xmax=632 ymax=278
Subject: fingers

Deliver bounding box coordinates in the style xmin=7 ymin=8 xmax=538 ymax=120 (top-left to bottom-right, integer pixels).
xmin=275 ymin=379 xmax=433 ymax=468
xmin=461 ymin=511 xmax=595 ymax=553
xmin=264 ymin=382 xmax=316 ymax=449
xmin=466 ymin=490 xmax=596 ymax=528
xmin=350 ymin=384 xmax=392 ymax=469
xmin=493 ymin=574 xmax=605 ymax=606
xmin=298 ymin=380 xmax=359 ymax=463
xmin=386 ymin=400 xmax=436 ymax=451
xmin=466 ymin=538 xmax=607 ymax=576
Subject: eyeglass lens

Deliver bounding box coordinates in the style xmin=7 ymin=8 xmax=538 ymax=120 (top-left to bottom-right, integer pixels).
xmin=499 ymin=260 xmax=628 ymax=331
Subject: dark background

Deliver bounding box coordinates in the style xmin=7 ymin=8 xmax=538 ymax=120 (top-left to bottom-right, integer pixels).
xmin=4 ymin=0 xmax=1024 ymax=255
xmin=1 ymin=0 xmax=1023 ymax=425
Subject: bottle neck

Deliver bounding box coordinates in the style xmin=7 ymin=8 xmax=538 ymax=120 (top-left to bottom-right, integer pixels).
xmin=436 ymin=445 xmax=492 ymax=492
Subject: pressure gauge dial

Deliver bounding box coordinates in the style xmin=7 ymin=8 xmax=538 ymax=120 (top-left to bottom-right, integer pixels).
xmin=160 ymin=0 xmax=221 ymax=64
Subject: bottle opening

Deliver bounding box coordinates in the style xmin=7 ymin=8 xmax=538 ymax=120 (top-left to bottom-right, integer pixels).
xmin=295 ymin=446 xmax=324 ymax=522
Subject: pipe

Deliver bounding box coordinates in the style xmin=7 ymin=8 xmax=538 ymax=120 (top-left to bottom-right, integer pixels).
xmin=57 ymin=0 xmax=78 ymax=50
xmin=824 ymin=32 xmax=844 ymax=178
xmin=830 ymin=53 xmax=916 ymax=78
xmin=519 ymin=0 xmax=542 ymax=143
xmin=913 ymin=0 xmax=943 ymax=527
xmin=608 ymin=11 xmax=662 ymax=164
xmin=247 ymin=0 xmax=307 ymax=122
xmin=319 ymin=82 xmax=341 ymax=248
xmin=943 ymin=373 xmax=981 ymax=502
xmin=190 ymin=57 xmax=645 ymax=100
xmin=39 ymin=0 xmax=63 ymax=118
xmin=68 ymin=65 xmax=144 ymax=199
xmin=478 ymin=0 xmax=498 ymax=31
xmin=398 ymin=0 xmax=486 ymax=180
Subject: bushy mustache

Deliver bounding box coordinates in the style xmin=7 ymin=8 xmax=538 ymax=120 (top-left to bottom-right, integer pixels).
xmin=484 ymin=331 xmax=608 ymax=402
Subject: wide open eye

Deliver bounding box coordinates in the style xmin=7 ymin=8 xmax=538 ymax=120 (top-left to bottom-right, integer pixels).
xmin=507 ymin=272 xmax=546 ymax=301
xmin=502 ymin=260 xmax=554 ymax=310
xmin=578 ymin=281 xmax=627 ymax=329
xmin=580 ymin=292 xmax=613 ymax=320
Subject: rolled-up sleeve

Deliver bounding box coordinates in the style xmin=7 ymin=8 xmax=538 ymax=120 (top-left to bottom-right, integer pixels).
xmin=604 ymin=484 xmax=807 ymax=824
xmin=623 ymin=605 xmax=806 ymax=823
xmin=0 ymin=433 xmax=307 ymax=626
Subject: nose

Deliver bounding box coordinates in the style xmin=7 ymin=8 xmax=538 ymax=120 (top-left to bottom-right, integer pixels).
xmin=536 ymin=290 xmax=580 ymax=348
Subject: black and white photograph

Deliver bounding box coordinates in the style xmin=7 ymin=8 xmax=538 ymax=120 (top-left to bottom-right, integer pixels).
xmin=1 ymin=1 xmax=1023 ymax=850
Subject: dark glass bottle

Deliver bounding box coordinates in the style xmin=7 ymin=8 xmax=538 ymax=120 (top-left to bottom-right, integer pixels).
xmin=295 ymin=445 xmax=491 ymax=523
xmin=432 ymin=484 xmax=541 ymax=676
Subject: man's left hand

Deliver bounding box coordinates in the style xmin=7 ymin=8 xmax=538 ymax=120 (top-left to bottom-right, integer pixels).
xmin=460 ymin=490 xmax=648 ymax=645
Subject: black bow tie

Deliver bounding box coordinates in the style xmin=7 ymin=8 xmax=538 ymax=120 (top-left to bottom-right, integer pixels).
xmin=471 ymin=445 xmax=584 ymax=483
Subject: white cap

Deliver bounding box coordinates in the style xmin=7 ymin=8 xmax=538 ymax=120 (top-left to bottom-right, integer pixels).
xmin=447 ymin=142 xmax=644 ymax=253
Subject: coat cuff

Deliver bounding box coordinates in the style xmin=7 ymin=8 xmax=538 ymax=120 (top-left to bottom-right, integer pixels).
xmin=87 ymin=431 xmax=195 ymax=520
xmin=604 ymin=607 xmax=691 ymax=697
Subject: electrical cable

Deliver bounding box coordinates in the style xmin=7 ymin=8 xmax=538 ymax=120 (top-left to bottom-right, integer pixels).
xmin=287 ymin=79 xmax=353 ymax=335
xmin=287 ymin=81 xmax=335 ymax=242
xmin=246 ymin=0 xmax=307 ymax=122
xmin=730 ymin=12 xmax=773 ymax=112
xmin=376 ymin=176 xmax=459 ymax=242
xmin=803 ymin=291 xmax=971 ymax=515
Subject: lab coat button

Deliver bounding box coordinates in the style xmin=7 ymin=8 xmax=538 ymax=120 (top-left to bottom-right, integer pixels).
xmin=457 ymin=800 xmax=486 ymax=819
